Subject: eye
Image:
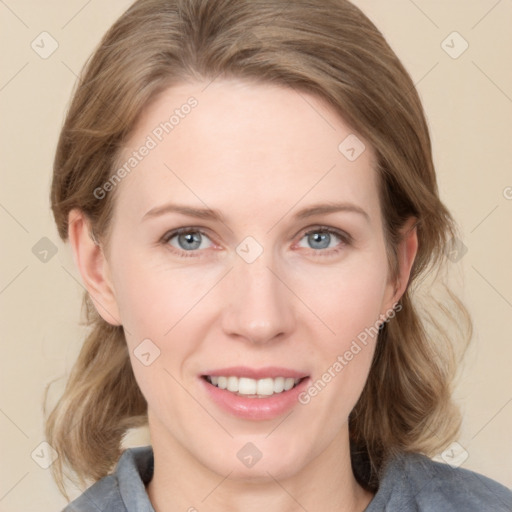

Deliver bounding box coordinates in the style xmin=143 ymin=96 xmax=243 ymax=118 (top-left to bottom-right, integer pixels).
xmin=163 ymin=228 xmax=213 ymax=252
xmin=296 ymin=227 xmax=349 ymax=252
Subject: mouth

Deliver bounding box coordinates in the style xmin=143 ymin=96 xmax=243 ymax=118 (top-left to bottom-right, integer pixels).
xmin=200 ymin=366 xmax=311 ymax=419
xmin=202 ymin=375 xmax=307 ymax=398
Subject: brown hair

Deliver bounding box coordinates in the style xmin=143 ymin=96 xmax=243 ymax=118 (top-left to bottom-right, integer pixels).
xmin=46 ymin=0 xmax=471 ymax=498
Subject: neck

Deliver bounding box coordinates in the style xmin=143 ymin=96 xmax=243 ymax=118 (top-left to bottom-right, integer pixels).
xmin=146 ymin=414 xmax=374 ymax=512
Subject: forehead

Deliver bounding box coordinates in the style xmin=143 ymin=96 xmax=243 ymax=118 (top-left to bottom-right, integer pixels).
xmin=113 ymin=79 xmax=380 ymax=224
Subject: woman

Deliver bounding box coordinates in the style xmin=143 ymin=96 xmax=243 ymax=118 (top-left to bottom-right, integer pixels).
xmin=46 ymin=0 xmax=512 ymax=510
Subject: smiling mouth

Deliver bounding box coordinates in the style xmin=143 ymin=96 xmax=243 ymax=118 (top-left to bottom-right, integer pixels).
xmin=202 ymin=375 xmax=307 ymax=398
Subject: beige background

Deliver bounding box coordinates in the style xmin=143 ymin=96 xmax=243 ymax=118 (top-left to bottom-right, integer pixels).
xmin=1 ymin=0 xmax=511 ymax=510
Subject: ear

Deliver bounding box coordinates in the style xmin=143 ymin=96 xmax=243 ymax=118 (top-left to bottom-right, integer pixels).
xmin=67 ymin=209 xmax=122 ymax=326
xmin=383 ymin=217 xmax=418 ymax=313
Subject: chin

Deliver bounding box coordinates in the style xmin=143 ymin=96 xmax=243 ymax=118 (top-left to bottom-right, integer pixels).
xmin=215 ymin=454 xmax=305 ymax=483
xmin=195 ymin=434 xmax=312 ymax=483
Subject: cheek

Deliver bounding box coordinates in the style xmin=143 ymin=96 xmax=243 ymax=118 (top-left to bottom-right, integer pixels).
xmin=109 ymin=251 xmax=225 ymax=402
xmin=110 ymin=250 xmax=220 ymax=341
xmin=109 ymin=259 xmax=204 ymax=414
xmin=293 ymin=249 xmax=390 ymax=342
xmin=287 ymin=271 xmax=386 ymax=470
xmin=291 ymin=248 xmax=389 ymax=406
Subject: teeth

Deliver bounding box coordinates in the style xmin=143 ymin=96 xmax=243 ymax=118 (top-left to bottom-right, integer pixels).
xmin=257 ymin=378 xmax=274 ymax=395
xmin=206 ymin=375 xmax=302 ymax=396
xmin=227 ymin=376 xmax=239 ymax=392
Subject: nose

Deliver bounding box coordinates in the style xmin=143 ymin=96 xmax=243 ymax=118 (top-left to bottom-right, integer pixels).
xmin=221 ymin=252 xmax=296 ymax=345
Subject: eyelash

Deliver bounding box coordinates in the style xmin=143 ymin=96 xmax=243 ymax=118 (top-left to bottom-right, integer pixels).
xmin=160 ymin=226 xmax=352 ymax=258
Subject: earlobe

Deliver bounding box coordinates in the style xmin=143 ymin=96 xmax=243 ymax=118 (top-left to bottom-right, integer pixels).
xmin=67 ymin=209 xmax=122 ymax=326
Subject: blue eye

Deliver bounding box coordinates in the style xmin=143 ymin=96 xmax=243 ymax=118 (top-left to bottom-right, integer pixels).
xmin=162 ymin=226 xmax=350 ymax=258
xmin=165 ymin=229 xmax=213 ymax=252
xmin=297 ymin=228 xmax=348 ymax=252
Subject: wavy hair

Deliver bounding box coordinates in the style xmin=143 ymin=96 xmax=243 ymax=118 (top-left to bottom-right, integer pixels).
xmin=46 ymin=0 xmax=471 ymax=498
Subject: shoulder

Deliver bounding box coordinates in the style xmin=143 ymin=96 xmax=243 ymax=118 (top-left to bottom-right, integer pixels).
xmin=367 ymin=451 xmax=512 ymax=512
xmin=61 ymin=446 xmax=154 ymax=512
xmin=61 ymin=474 xmax=121 ymax=511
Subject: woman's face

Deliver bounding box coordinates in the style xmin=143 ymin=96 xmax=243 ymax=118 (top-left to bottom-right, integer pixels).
xmin=99 ymin=79 xmax=409 ymax=480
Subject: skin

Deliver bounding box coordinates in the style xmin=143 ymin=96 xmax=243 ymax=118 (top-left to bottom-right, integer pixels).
xmin=69 ymin=78 xmax=418 ymax=512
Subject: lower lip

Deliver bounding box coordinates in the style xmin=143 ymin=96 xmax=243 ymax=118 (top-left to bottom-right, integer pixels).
xmin=200 ymin=377 xmax=310 ymax=421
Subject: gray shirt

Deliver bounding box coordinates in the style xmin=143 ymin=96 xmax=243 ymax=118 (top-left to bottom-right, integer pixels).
xmin=62 ymin=445 xmax=512 ymax=511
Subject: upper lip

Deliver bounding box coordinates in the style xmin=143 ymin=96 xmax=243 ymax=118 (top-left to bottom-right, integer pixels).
xmin=201 ymin=366 xmax=309 ymax=380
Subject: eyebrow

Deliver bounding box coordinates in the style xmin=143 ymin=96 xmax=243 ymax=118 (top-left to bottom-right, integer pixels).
xmin=142 ymin=201 xmax=370 ymax=223
xmin=294 ymin=202 xmax=370 ymax=222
